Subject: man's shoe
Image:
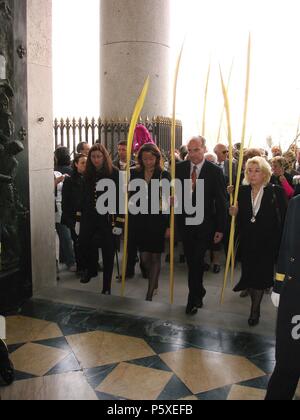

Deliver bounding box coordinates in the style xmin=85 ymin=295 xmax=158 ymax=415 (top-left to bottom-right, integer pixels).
xmin=186 ymin=303 xmax=198 ymax=316
xmin=248 ymin=317 xmax=260 ymax=327
xmin=80 ymin=271 xmax=92 ymax=284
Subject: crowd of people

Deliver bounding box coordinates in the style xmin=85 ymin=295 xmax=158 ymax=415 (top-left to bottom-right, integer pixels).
xmin=53 ymin=128 xmax=300 ymax=328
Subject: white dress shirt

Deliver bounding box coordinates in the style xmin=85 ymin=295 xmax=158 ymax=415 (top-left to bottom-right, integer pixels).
xmin=190 ymin=160 xmax=206 ymax=179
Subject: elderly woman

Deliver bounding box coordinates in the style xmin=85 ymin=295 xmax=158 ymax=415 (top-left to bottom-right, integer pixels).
xmin=230 ymin=157 xmax=287 ymax=326
xmin=271 ymin=156 xmax=295 ymax=200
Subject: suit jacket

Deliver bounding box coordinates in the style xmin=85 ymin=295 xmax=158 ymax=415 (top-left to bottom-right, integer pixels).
xmin=112 ymin=159 xmax=135 ymax=171
xmin=273 ymin=195 xmax=300 ymax=370
xmin=223 ymin=159 xmax=238 ymax=185
xmin=175 ymin=160 xmax=227 ymax=235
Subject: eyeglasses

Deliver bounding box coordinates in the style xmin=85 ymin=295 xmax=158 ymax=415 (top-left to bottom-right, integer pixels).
xmin=222 ymin=151 xmax=229 ymax=155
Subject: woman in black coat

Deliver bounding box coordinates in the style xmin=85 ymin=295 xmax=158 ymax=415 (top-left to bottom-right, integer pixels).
xmin=79 ymin=144 xmax=120 ymax=295
xmin=230 ymin=157 xmax=288 ymax=327
xmin=61 ymin=154 xmax=87 ymax=272
xmin=129 ymin=144 xmax=171 ymax=301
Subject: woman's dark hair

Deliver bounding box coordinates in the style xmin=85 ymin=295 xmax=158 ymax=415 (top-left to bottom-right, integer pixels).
xmin=137 ymin=143 xmax=163 ymax=172
xmin=85 ymin=143 xmax=113 ymax=181
xmin=72 ymin=154 xmax=87 ymax=174
xmin=179 ymin=145 xmax=188 ymax=161
xmin=54 ymin=146 xmax=71 ymax=167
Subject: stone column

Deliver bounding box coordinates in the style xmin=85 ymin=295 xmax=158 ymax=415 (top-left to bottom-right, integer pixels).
xmin=27 ymin=0 xmax=56 ymax=292
xmin=100 ymin=0 xmax=172 ymax=120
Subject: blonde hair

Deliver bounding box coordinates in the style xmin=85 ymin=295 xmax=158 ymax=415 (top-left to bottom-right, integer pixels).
xmin=244 ymin=157 xmax=272 ymax=186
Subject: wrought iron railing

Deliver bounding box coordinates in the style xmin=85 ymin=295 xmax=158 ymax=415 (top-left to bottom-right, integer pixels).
xmin=54 ymin=117 xmax=183 ymax=158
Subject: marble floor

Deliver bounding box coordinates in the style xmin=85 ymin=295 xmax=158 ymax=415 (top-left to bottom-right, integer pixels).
xmin=1 ymin=300 xmax=299 ymax=401
xmin=56 ymin=252 xmax=277 ymax=337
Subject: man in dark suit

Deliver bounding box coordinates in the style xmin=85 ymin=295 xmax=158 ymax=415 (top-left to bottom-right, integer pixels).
xmin=266 ymin=195 xmax=300 ymax=400
xmin=214 ymin=143 xmax=238 ymax=186
xmin=113 ymin=140 xmax=135 ymax=171
xmin=176 ymin=137 xmax=227 ymax=315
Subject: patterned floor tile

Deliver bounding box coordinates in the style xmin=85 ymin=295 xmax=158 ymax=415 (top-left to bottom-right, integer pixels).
xmin=66 ymin=331 xmax=155 ymax=369
xmin=160 ymin=348 xmax=265 ymax=395
xmin=197 ymin=386 xmax=231 ymax=401
xmin=5 ymin=316 xmax=63 ymax=345
xmin=237 ymin=375 xmax=271 ymax=390
xmin=227 ymin=385 xmax=266 ymax=400
xmin=84 ymin=364 xmax=118 ymax=389
xmin=96 ymin=362 xmax=173 ymax=401
xmin=157 ymin=375 xmax=193 ymax=401
xmin=10 ymin=343 xmax=69 ymax=377
xmin=0 ymin=372 xmax=98 ymax=400
xmin=127 ymin=355 xmax=172 ymax=372
xmin=46 ymin=353 xmax=81 ymax=376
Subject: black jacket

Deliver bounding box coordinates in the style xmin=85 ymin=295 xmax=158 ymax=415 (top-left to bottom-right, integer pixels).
xmin=273 ymin=195 xmax=300 ymax=370
xmin=175 ymin=160 xmax=227 ymax=234
xmin=274 ymin=195 xmax=300 ymax=293
xmin=80 ymin=167 xmax=121 ymax=233
xmin=61 ymin=172 xmax=85 ymax=228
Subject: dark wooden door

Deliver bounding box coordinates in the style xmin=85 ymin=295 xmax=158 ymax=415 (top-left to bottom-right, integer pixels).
xmin=0 ymin=0 xmax=32 ymax=312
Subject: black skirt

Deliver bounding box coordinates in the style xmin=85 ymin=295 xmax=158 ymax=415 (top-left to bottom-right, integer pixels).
xmin=133 ymin=214 xmax=168 ymax=254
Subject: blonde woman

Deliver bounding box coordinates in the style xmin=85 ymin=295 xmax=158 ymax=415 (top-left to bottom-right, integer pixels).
xmin=230 ymin=157 xmax=287 ymax=327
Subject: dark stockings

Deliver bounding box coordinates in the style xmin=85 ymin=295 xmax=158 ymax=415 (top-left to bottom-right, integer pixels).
xmin=249 ymin=289 xmax=264 ymax=322
xmin=140 ymin=252 xmax=162 ymax=301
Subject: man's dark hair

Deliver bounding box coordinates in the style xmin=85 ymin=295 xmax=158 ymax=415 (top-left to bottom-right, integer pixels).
xmin=76 ymin=142 xmax=89 ymax=154
xmin=118 ymin=140 xmax=127 ymax=147
xmin=54 ymin=146 xmax=71 ymax=167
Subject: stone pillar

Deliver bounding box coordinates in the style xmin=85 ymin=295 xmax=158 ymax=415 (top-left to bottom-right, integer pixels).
xmin=27 ymin=0 xmax=56 ymax=292
xmin=100 ymin=0 xmax=172 ymax=120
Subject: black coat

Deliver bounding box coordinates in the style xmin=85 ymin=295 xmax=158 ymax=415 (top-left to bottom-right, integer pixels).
xmin=234 ymin=185 xmax=287 ymax=291
xmin=80 ymin=167 xmax=120 ymax=235
xmin=271 ymin=173 xmax=294 ymax=188
xmin=61 ymin=173 xmax=85 ymax=229
xmin=274 ymin=195 xmax=300 ymax=370
xmin=129 ymin=168 xmax=171 ymax=253
xmin=175 ymin=160 xmax=227 ymax=236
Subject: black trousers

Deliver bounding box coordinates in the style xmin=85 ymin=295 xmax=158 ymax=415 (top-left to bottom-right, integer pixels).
xmin=80 ymin=227 xmax=115 ymax=292
xmin=182 ymin=228 xmax=210 ymax=306
xmin=266 ymin=365 xmax=300 ymax=400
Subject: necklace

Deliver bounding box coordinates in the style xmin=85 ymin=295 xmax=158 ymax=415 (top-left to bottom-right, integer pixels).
xmin=251 ymin=187 xmax=264 ymax=224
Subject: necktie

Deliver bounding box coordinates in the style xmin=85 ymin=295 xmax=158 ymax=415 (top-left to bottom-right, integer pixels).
xmin=191 ymin=165 xmax=198 ymax=192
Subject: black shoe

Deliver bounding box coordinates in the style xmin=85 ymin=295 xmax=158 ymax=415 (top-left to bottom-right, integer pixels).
xmin=248 ymin=317 xmax=260 ymax=327
xmin=80 ymin=271 xmax=92 ymax=284
xmin=186 ymin=303 xmax=198 ymax=316
xmin=165 ymin=254 xmax=170 ymax=264
xmin=126 ymin=271 xmax=135 ymax=280
xmin=213 ymin=265 xmax=221 ymax=274
xmin=102 ymin=290 xmax=111 ymax=296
